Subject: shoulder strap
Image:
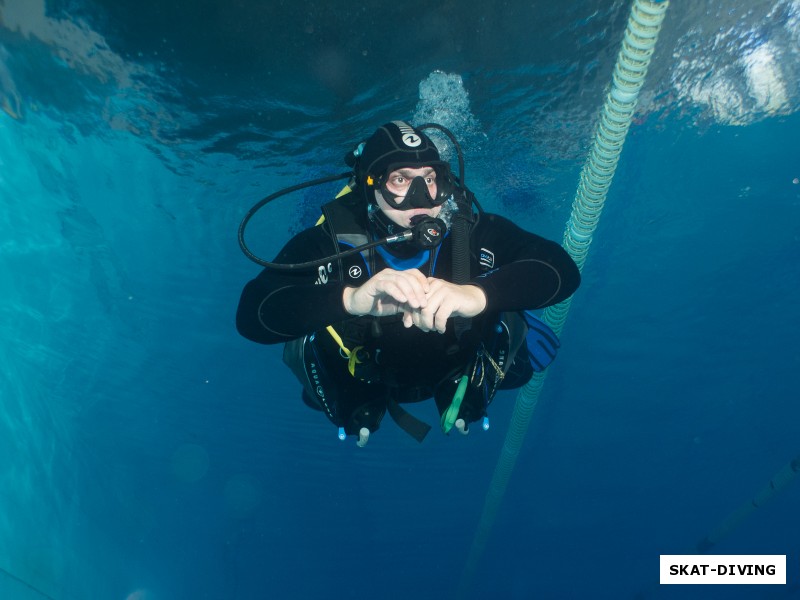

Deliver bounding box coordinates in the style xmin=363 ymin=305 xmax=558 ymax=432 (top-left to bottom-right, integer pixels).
xmin=317 ymin=189 xmax=373 ymax=279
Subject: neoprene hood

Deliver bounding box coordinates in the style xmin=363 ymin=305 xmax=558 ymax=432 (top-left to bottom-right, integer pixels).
xmin=351 ymin=121 xmax=441 ymax=184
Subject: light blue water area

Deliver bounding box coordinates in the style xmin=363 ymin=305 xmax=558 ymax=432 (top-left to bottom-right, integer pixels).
xmin=2 ymin=1 xmax=800 ymax=599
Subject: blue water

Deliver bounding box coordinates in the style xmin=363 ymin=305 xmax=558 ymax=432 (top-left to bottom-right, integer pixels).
xmin=2 ymin=1 xmax=799 ymax=599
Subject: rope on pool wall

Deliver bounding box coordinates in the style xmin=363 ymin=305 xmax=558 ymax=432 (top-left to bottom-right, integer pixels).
xmin=457 ymin=1 xmax=671 ymax=595
xmin=696 ymin=455 xmax=800 ymax=553
xmin=634 ymin=455 xmax=799 ymax=599
xmin=0 ymin=565 xmax=59 ymax=600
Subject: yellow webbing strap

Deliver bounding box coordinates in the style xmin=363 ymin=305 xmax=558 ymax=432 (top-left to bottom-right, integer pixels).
xmin=316 ymin=184 xmax=354 ymax=226
xmin=325 ymin=325 xmax=350 ymax=356
xmin=347 ymin=347 xmax=366 ymax=377
xmin=334 ymin=184 xmax=353 ymax=199
xmin=324 ymin=325 xmax=367 ymax=377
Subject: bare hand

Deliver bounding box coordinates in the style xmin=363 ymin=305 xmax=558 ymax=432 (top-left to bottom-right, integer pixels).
xmin=402 ymin=278 xmax=487 ymax=333
xmin=342 ymin=268 xmax=430 ymax=317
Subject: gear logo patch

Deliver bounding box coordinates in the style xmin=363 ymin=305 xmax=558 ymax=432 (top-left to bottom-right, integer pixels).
xmin=479 ymin=248 xmax=495 ymax=270
xmin=395 ymin=121 xmax=422 ymax=147
xmin=402 ymin=133 xmax=421 ymax=147
xmin=348 ymin=265 xmax=362 ymax=279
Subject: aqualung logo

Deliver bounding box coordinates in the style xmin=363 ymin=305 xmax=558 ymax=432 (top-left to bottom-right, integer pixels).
xmin=479 ymin=248 xmax=494 ymax=269
xmin=309 ymin=363 xmax=324 ymax=397
xmin=395 ymin=121 xmax=421 ymax=147
xmin=348 ymin=265 xmax=362 ymax=279
xmin=402 ymin=133 xmax=421 ymax=147
xmin=308 ymin=361 xmax=334 ymax=418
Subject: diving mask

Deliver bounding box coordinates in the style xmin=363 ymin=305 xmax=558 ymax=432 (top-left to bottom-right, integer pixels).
xmin=370 ymin=162 xmax=454 ymax=210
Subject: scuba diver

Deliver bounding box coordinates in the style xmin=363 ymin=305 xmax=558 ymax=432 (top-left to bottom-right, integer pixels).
xmin=236 ymin=120 xmax=580 ymax=446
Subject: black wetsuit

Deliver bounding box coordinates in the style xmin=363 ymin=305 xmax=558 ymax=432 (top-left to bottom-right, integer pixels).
xmin=236 ymin=194 xmax=580 ymax=434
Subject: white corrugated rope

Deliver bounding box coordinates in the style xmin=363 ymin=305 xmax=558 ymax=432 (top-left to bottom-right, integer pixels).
xmin=457 ymin=1 xmax=671 ymax=595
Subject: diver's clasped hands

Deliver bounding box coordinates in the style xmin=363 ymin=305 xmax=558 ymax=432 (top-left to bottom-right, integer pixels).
xmin=342 ymin=268 xmax=487 ymax=334
xmin=404 ymin=276 xmax=487 ymax=333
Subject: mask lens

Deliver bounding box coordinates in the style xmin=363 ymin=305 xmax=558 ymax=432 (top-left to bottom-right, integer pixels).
xmin=383 ymin=172 xmax=429 ymax=200
xmin=379 ymin=163 xmax=454 ymax=209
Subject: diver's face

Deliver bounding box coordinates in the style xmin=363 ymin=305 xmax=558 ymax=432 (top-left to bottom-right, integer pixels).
xmin=374 ymin=166 xmax=442 ymax=228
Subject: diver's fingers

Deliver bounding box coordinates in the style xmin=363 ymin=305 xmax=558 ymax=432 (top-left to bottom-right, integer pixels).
xmin=397 ymin=268 xmax=430 ymax=304
xmin=413 ymin=281 xmax=487 ymax=333
xmin=413 ymin=281 xmax=450 ymax=333
xmin=347 ymin=269 xmax=425 ymax=315
xmin=411 ymin=307 xmax=436 ymax=332
xmin=427 ymin=281 xmax=487 ymax=317
xmin=405 ymin=268 xmax=430 ymax=290
xmin=431 ymin=295 xmax=456 ymax=333
xmin=377 ymin=270 xmax=428 ymax=309
xmin=401 ymin=286 xmax=445 ymax=332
